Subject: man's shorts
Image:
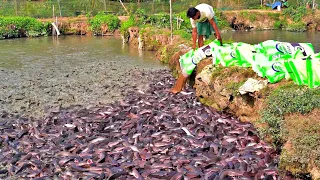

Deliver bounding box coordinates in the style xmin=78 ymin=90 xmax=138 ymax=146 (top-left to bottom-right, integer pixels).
xmin=196 ymin=17 xmax=217 ymax=39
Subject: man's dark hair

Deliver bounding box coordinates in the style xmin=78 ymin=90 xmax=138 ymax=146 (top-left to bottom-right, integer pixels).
xmin=187 ymin=7 xmax=199 ymax=18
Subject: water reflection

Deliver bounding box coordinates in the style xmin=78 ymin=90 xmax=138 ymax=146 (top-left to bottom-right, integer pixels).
xmin=222 ymin=30 xmax=320 ymax=52
xmin=1 ymin=31 xmax=320 ymax=69
xmin=0 ymin=36 xmax=164 ymax=69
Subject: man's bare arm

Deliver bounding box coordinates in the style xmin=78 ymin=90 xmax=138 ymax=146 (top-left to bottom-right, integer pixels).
xmin=192 ymin=27 xmax=198 ymax=50
xmin=209 ymin=19 xmax=223 ymax=46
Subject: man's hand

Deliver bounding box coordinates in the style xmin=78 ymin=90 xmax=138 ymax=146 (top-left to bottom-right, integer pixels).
xmin=218 ymin=37 xmax=223 ymax=46
xmin=209 ymin=19 xmax=223 ymax=46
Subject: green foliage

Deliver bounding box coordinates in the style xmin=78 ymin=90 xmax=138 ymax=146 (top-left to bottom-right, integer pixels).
xmin=273 ymin=21 xmax=282 ymax=29
xmin=135 ymin=8 xmax=147 ymax=19
xmin=283 ymin=6 xmax=307 ymax=23
xmin=135 ymin=8 xmax=148 ymax=25
xmin=249 ymin=14 xmax=257 ymax=22
xmin=240 ymin=11 xmax=249 ymax=18
xmin=0 ymin=16 xmax=48 ymax=38
xmin=286 ymin=22 xmax=307 ymax=32
xmin=214 ymin=9 xmax=229 ymax=29
xmin=148 ymin=13 xmax=170 ymax=28
xmin=120 ymin=16 xmax=136 ymax=34
xmin=259 ymin=84 xmax=320 ymax=145
xmin=119 ymin=15 xmax=136 ymax=41
xmin=131 ymin=9 xmax=172 ymax=29
xmin=239 ymin=11 xmax=256 ymax=22
xmin=159 ymin=45 xmax=178 ymax=64
xmin=267 ymin=13 xmax=280 ymax=20
xmin=173 ymin=29 xmax=191 ymax=40
xmin=175 ymin=11 xmax=192 ymax=31
xmin=88 ymin=12 xmax=120 ymax=34
xmin=0 ymin=1 xmax=53 ymax=18
xmin=273 ymin=19 xmax=287 ymax=29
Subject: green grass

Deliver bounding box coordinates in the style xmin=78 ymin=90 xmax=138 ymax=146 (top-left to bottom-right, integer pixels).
xmin=286 ymin=22 xmax=307 ymax=32
xmin=280 ymin=111 xmax=320 ymax=176
xmin=258 ymin=84 xmax=320 ymax=146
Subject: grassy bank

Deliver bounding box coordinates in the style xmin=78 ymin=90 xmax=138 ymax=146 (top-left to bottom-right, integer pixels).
xmin=1 ymin=5 xmax=320 ymax=39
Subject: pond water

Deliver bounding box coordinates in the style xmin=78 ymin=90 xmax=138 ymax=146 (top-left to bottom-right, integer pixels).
xmin=0 ymin=36 xmax=167 ymax=117
xmin=222 ymin=30 xmax=320 ymax=52
xmin=0 ymin=36 xmax=163 ymax=69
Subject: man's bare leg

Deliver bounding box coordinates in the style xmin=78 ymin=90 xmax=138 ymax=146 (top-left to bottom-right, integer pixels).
xmin=170 ymin=73 xmax=188 ymax=94
xmin=198 ymin=35 xmax=204 ymax=48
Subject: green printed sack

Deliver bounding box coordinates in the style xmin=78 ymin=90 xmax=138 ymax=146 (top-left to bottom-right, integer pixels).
xmin=214 ymin=44 xmax=239 ymax=67
xmin=235 ymin=43 xmax=257 ymax=67
xmin=310 ymin=53 xmax=320 ymax=87
xmin=179 ymin=40 xmax=221 ymax=76
xmin=284 ymin=54 xmax=320 ymax=88
xmin=254 ymin=40 xmax=315 ymax=57
xmin=179 ymin=50 xmax=196 ymax=76
xmin=213 ymin=42 xmax=253 ymax=67
xmin=252 ymin=53 xmax=288 ymax=83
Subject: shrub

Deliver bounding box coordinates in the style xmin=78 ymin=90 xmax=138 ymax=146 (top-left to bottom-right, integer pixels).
xmin=0 ymin=16 xmax=48 ymax=38
xmin=148 ymin=13 xmax=170 ymax=28
xmin=119 ymin=15 xmax=136 ymax=41
xmin=283 ymin=6 xmax=307 ymax=23
xmin=135 ymin=8 xmax=148 ymax=25
xmin=88 ymin=12 xmax=120 ymax=34
xmin=273 ymin=19 xmax=287 ymax=29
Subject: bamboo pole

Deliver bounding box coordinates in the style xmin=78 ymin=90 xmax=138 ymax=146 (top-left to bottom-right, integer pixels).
xmin=313 ymin=0 xmax=316 ymax=9
xmin=58 ymin=0 xmax=62 ymax=17
xmin=52 ymin=5 xmax=56 ymax=37
xmin=103 ymin=0 xmax=107 ymax=11
xmin=119 ymin=0 xmax=129 ymax=15
xmin=14 ymin=0 xmax=18 ymax=16
xmin=169 ymin=0 xmax=173 ymax=45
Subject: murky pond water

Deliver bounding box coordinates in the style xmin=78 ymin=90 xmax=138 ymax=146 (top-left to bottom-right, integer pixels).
xmin=222 ymin=30 xmax=320 ymax=52
xmin=0 ymin=36 xmax=162 ymax=69
xmin=0 ymin=36 xmax=167 ymax=118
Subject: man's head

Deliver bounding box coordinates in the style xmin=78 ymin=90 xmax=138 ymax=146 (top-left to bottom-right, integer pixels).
xmin=187 ymin=7 xmax=200 ymax=20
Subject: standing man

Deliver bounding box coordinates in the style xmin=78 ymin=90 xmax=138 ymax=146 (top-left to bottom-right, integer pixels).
xmin=170 ymin=4 xmax=223 ymax=94
xmin=187 ymin=3 xmax=223 ymax=49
